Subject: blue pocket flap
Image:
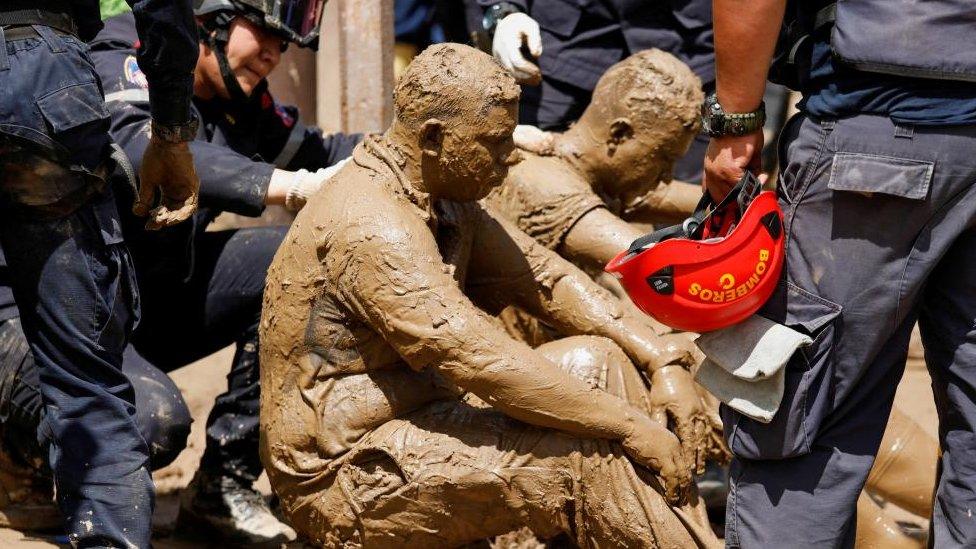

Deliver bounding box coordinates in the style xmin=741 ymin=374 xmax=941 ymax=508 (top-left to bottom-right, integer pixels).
xmin=827 ymin=152 xmax=933 ymax=200
xmin=36 ymin=81 xmax=110 ymax=133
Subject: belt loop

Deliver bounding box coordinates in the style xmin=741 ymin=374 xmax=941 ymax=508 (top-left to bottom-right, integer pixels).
xmin=33 ymin=25 xmax=65 ymax=54
xmin=821 ymin=119 xmax=836 ymax=131
xmin=0 ymin=28 xmax=9 ymax=71
xmin=894 ymin=124 xmax=915 ymax=139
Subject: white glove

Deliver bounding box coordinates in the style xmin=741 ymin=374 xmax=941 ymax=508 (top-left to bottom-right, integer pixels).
xmin=280 ymin=157 xmax=351 ymax=212
xmin=492 ymin=13 xmax=543 ymax=85
xmin=513 ymin=124 xmax=555 ymax=155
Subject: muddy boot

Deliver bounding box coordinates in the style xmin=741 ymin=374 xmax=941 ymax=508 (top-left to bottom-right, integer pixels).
xmin=176 ymin=471 xmax=297 ymax=547
xmin=0 ymin=446 xmax=60 ymax=531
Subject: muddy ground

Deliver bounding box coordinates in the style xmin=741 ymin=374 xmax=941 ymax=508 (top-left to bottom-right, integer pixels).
xmin=0 ymin=328 xmax=936 ymax=547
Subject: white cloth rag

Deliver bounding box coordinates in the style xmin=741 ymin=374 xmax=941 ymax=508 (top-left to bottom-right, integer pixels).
xmin=694 ymin=314 xmax=812 ymax=423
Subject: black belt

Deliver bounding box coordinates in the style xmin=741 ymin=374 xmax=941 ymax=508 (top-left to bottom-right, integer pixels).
xmin=1 ymin=24 xmax=74 ymax=41
xmin=0 ymin=6 xmax=77 ymax=38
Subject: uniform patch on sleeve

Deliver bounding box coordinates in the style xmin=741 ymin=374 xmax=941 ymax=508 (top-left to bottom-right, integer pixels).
xmin=124 ymin=56 xmax=149 ymax=89
xmin=275 ymin=104 xmax=296 ymax=128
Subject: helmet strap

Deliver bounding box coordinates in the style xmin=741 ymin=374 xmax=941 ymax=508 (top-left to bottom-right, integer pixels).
xmin=199 ymin=15 xmax=250 ymax=104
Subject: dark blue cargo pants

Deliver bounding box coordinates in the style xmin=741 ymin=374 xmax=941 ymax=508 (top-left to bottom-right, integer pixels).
xmin=0 ymin=225 xmax=287 ymax=491
xmin=0 ymin=25 xmax=151 ymax=547
xmin=722 ymin=113 xmax=976 ymax=548
xmin=0 ymin=318 xmax=191 ymax=473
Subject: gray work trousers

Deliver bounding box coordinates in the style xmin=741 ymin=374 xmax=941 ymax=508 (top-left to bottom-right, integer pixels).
xmin=722 ymin=113 xmax=976 ymax=548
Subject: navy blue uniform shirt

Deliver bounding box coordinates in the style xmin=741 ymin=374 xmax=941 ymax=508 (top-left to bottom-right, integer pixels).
xmin=68 ymin=0 xmax=198 ymax=126
xmin=479 ymin=0 xmax=714 ymax=91
xmin=800 ymin=31 xmax=976 ymax=126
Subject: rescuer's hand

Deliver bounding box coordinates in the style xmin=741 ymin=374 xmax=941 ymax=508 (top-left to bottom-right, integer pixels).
xmin=513 ymin=124 xmax=554 ymax=155
xmin=703 ymin=131 xmax=763 ymax=202
xmin=492 ymin=13 xmax=543 ymax=85
xmin=283 ymin=157 xmax=351 ymax=212
xmin=623 ymin=414 xmax=693 ymax=505
xmin=135 ymin=138 xmax=200 ymax=230
xmin=649 ymin=365 xmax=711 ymax=475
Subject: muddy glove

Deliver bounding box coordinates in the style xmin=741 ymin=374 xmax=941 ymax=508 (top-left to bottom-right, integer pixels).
xmin=135 ymin=136 xmax=200 ymax=230
xmin=622 ymin=413 xmax=693 ymax=506
xmin=492 ymin=13 xmax=543 ymax=85
xmin=281 ymin=158 xmax=350 ymax=212
xmin=513 ymin=125 xmax=554 ymax=155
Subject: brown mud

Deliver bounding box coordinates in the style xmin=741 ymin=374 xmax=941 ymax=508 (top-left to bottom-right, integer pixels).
xmin=259 ymin=43 xmax=718 ymax=547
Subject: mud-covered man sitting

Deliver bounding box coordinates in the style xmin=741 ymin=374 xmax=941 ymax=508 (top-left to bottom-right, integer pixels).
xmin=259 ymin=43 xmax=720 ymax=548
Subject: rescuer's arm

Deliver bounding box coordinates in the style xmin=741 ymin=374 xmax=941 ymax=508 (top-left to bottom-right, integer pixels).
xmin=328 ymin=205 xmax=692 ymax=503
xmin=703 ymin=0 xmax=786 ymax=200
xmin=126 ymin=0 xmax=201 ymax=228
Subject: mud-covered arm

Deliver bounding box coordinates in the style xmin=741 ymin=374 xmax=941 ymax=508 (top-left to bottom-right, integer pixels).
xmin=473 ymin=212 xmax=693 ymax=374
xmin=327 ymin=215 xmax=648 ymax=443
xmin=471 ymin=211 xmax=715 ymax=472
xmin=560 ymin=207 xmax=647 ymax=275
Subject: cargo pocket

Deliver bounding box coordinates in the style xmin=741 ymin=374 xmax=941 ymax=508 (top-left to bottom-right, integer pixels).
xmin=722 ymin=282 xmax=842 ymax=460
xmin=36 ymin=81 xmax=112 ymax=171
xmin=827 ymin=152 xmax=933 ymax=200
xmin=84 ymin=188 xmax=140 ymax=347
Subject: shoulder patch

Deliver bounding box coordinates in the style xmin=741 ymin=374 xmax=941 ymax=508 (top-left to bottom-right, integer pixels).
xmin=274 ymin=104 xmax=296 ymax=128
xmin=123 ymin=55 xmax=149 ymax=89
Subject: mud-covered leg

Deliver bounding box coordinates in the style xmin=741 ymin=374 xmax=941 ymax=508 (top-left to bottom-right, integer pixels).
xmin=864 ymin=406 xmax=937 ymax=519
xmin=537 ymin=335 xmax=720 ymax=548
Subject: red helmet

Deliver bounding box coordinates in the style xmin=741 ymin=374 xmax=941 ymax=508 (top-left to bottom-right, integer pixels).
xmin=605 ymin=173 xmax=785 ymax=333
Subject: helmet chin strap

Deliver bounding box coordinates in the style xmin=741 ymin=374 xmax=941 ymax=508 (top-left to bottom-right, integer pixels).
xmin=199 ymin=15 xmax=250 ymax=104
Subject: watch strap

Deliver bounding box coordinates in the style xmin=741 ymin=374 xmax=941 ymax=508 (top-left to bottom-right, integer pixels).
xmin=482 ymin=2 xmax=522 ymax=35
xmin=151 ymin=116 xmax=200 ymax=144
xmin=702 ymin=94 xmax=766 ymax=137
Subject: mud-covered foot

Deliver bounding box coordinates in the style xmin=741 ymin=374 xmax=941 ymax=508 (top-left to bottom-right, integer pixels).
xmin=0 ymin=446 xmax=60 ymax=531
xmin=176 ymin=472 xmax=297 ymax=547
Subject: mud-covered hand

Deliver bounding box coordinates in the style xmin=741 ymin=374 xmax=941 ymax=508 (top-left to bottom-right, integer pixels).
xmin=492 ymin=13 xmax=543 ymax=85
xmin=622 ymin=414 xmax=693 ymax=505
xmin=135 ymin=137 xmax=200 ymax=230
xmin=696 ymin=381 xmax=732 ymax=464
xmin=649 ymin=365 xmax=711 ymax=475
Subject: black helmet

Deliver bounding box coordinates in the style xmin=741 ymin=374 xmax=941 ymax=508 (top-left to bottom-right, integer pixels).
xmin=194 ymin=0 xmax=325 ymax=50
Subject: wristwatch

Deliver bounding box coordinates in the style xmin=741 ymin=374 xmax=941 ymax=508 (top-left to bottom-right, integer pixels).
xmin=701 ymin=93 xmax=766 ymax=137
xmin=482 ymin=2 xmax=522 ymax=35
xmin=151 ymin=115 xmax=201 ymax=144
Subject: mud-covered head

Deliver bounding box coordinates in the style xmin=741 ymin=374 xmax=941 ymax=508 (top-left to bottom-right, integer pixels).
xmin=576 ymin=49 xmax=702 ymax=198
xmin=392 ymin=43 xmax=522 ymax=202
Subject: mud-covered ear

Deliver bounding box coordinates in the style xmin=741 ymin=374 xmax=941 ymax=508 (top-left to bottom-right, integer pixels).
xmin=609 ymin=117 xmax=634 ymax=145
xmin=420 ymin=119 xmax=444 ymax=157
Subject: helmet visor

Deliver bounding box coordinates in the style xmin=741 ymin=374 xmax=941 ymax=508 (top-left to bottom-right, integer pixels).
xmin=271 ymin=0 xmax=325 ymax=47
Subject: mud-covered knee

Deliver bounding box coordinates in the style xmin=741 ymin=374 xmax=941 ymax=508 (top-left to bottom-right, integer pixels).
xmin=537 ymin=335 xmax=631 ymax=387
xmin=300 ymin=450 xmax=406 ymax=545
